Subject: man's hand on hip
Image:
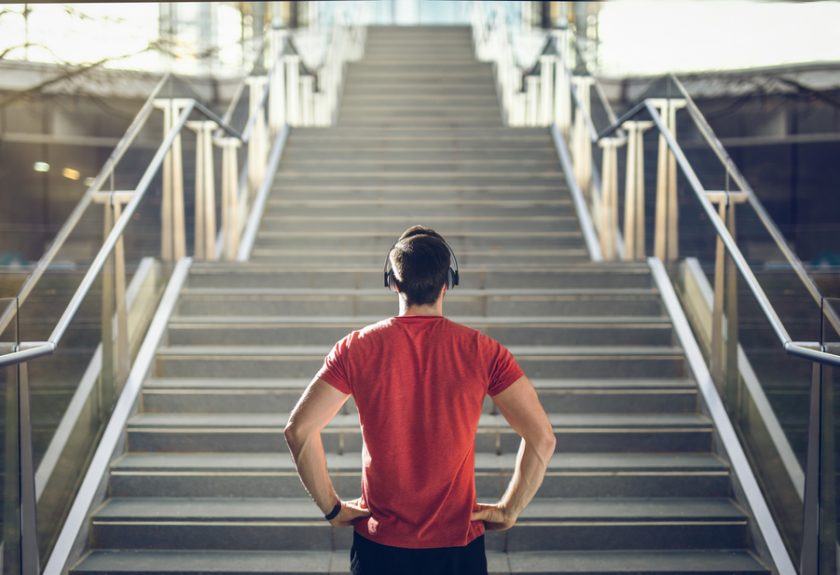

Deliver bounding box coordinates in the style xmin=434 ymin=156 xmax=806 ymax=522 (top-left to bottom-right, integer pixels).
xmin=471 ymin=502 xmax=516 ymax=531
xmin=329 ymin=497 xmax=371 ymax=528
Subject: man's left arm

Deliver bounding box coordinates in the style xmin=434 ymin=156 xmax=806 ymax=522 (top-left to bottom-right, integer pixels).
xmin=284 ymin=378 xmax=370 ymax=527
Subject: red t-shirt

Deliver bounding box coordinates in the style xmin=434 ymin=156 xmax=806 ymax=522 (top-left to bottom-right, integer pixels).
xmin=315 ymin=315 xmax=524 ymax=549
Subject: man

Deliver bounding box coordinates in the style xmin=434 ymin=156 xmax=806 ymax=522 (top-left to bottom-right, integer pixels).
xmin=284 ymin=225 xmax=556 ymax=575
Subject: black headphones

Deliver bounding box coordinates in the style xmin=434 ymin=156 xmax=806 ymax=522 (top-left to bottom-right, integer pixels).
xmin=383 ymin=232 xmax=460 ymax=293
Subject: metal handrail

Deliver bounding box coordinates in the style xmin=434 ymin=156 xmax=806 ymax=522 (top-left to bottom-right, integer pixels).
xmin=585 ymin=73 xmax=840 ymax=339
xmin=669 ymin=74 xmax=840 ymax=336
xmin=0 ymin=24 xmax=290 ymax=352
xmin=0 ymin=102 xmax=196 ymax=368
xmin=0 ymin=79 xmax=248 ymax=340
xmin=641 ymin=99 xmax=840 ymax=368
xmin=0 ymin=17 xmax=367 ymax=368
xmin=0 ymin=73 xmax=170 ymax=337
xmin=0 ymin=29 xmax=282 ymax=370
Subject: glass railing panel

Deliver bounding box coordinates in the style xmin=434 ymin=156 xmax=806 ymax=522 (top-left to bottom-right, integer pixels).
xmin=0 ymin=297 xmax=21 ymax=575
xmin=816 ymin=297 xmax=840 ymax=575
xmin=27 ymin=167 xmax=169 ymax=562
xmin=662 ymin=160 xmax=808 ymax=562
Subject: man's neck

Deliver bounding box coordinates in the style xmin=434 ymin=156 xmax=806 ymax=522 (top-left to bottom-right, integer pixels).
xmin=398 ymin=300 xmax=443 ymax=317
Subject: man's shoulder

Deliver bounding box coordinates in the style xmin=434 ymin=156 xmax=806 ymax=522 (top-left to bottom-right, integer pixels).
xmin=339 ymin=318 xmax=397 ymax=345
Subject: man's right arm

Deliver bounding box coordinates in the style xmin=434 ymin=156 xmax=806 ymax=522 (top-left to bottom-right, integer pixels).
xmin=471 ymin=375 xmax=556 ymax=530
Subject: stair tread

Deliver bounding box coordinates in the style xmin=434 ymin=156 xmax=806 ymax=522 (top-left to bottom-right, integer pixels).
xmin=155 ymin=345 xmax=685 ymax=357
xmin=127 ymin=412 xmax=711 ymax=429
xmin=92 ymin=497 xmax=745 ymax=522
xmin=143 ymin=377 xmax=694 ymax=391
xmin=72 ymin=548 xmax=767 ymax=574
xmin=111 ymin=451 xmax=726 ymax=473
xmin=168 ymin=315 xmax=669 ymax=325
xmin=179 ymin=287 xmax=659 ymax=296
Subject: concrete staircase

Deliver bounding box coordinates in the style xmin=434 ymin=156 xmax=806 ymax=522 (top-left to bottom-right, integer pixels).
xmin=70 ymin=26 xmax=770 ymax=575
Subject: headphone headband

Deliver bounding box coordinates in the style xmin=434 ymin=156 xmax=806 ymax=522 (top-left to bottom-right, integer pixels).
xmin=383 ymin=233 xmax=460 ymax=292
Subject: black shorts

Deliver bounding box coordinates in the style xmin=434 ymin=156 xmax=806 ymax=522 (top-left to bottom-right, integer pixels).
xmin=350 ymin=531 xmax=488 ymax=575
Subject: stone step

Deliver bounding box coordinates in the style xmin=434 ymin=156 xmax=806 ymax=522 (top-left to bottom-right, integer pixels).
xmin=164 ymin=316 xmax=673 ymax=347
xmin=365 ymin=39 xmax=474 ymax=46
xmin=341 ymin=85 xmax=498 ymax=97
xmin=359 ymin=54 xmax=481 ymax=63
xmin=109 ymin=451 xmax=725 ymax=499
xmin=339 ymin=94 xmax=501 ymax=106
xmin=126 ymin=410 xmax=708 ymax=454
xmin=286 ymin=139 xmax=553 ymax=152
xmin=287 ymin=126 xmax=548 ymax=140
xmin=71 ymin=548 xmax=769 ymax=575
xmin=257 ymin=214 xmax=583 ymax=233
xmin=277 ymin=158 xmax=555 ymax=172
xmin=256 ymin=230 xmax=584 ymax=251
xmin=336 ymin=118 xmax=505 ymax=128
xmin=343 ymin=80 xmax=496 ymax=92
xmin=88 ymin=497 xmax=745 ymax=552
xmin=252 ymin=231 xmax=580 ymax=250
xmin=271 ymin=174 xmax=566 ymax=187
xmin=281 ymin=148 xmax=556 ymax=161
xmin=269 ymin=182 xmax=567 ymax=194
xmin=262 ymin=199 xmax=571 ymax=216
xmin=152 ymin=344 xmax=686 ymax=380
xmin=347 ymin=62 xmax=489 ymax=72
xmin=339 ymin=103 xmax=501 ymax=115
xmin=174 ymin=288 xmax=664 ymax=317
xmin=141 ymin=377 xmax=695 ymax=415
xmin=248 ymin=249 xmax=591 ymax=266
xmin=184 ymin=265 xmax=654 ymax=290
xmin=337 ymin=112 xmax=503 ymax=124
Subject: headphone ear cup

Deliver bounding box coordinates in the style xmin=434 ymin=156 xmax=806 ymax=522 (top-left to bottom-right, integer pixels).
xmin=388 ymin=272 xmax=399 ymax=293
xmin=446 ymin=269 xmax=455 ymax=290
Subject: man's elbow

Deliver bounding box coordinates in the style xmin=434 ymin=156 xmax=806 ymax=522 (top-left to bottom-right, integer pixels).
xmin=283 ymin=421 xmax=307 ymax=451
xmin=531 ymin=427 xmax=556 ymax=462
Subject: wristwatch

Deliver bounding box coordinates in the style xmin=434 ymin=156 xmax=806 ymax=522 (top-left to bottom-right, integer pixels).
xmin=325 ymin=501 xmax=342 ymax=521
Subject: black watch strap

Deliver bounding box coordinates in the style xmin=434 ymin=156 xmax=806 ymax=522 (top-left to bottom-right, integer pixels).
xmin=324 ymin=501 xmax=342 ymax=521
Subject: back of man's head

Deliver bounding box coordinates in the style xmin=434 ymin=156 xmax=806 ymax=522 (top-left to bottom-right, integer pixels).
xmin=389 ymin=225 xmax=451 ymax=307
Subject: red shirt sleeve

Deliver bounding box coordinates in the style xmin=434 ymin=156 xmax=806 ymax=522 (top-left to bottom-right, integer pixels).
xmin=315 ymin=335 xmax=353 ymax=395
xmin=486 ymin=337 xmax=525 ymax=397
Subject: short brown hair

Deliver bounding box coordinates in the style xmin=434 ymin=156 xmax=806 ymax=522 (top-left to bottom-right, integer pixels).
xmin=388 ymin=226 xmax=451 ymax=306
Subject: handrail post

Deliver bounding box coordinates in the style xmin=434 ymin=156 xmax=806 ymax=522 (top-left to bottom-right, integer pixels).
xmin=551 ymin=28 xmax=571 ymax=133
xmin=269 ymin=33 xmax=287 ymax=136
xmin=622 ymin=121 xmax=654 ymax=260
xmin=650 ymin=98 xmax=686 ymax=262
xmin=598 ymin=138 xmax=621 ymax=261
xmin=186 ymin=121 xmax=217 ymax=261
xmin=246 ymin=76 xmax=269 ymax=194
xmin=285 ymin=55 xmax=300 ymax=126
xmin=18 ymin=361 xmax=39 ymax=575
xmin=554 ymin=57 xmax=571 ymax=135
xmin=571 ymin=76 xmax=593 ymax=196
xmin=301 ymin=76 xmax=315 ymax=126
xmin=526 ymin=76 xmax=539 ymax=127
xmin=220 ymin=138 xmax=242 ymax=261
xmin=93 ymin=191 xmax=133 ymax=391
xmin=154 ymin=99 xmax=191 ymax=262
xmin=539 ymin=55 xmax=554 ymax=126
xmin=707 ymin=191 xmax=748 ymax=407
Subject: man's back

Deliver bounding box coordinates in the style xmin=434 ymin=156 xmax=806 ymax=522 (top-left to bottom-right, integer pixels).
xmin=316 ymin=315 xmax=523 ymax=548
xmin=284 ymin=226 xmax=554 ymax=575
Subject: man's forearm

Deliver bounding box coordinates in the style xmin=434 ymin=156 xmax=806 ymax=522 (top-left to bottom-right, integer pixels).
xmin=499 ymin=437 xmax=554 ymax=518
xmin=285 ymin=431 xmax=339 ymax=514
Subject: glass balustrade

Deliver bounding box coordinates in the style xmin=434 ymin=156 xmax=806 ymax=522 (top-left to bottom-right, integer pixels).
xmin=0 ymin=297 xmax=22 ymax=575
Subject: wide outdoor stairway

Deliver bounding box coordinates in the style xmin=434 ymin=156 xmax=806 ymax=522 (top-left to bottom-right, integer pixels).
xmin=71 ymin=26 xmax=770 ymax=575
